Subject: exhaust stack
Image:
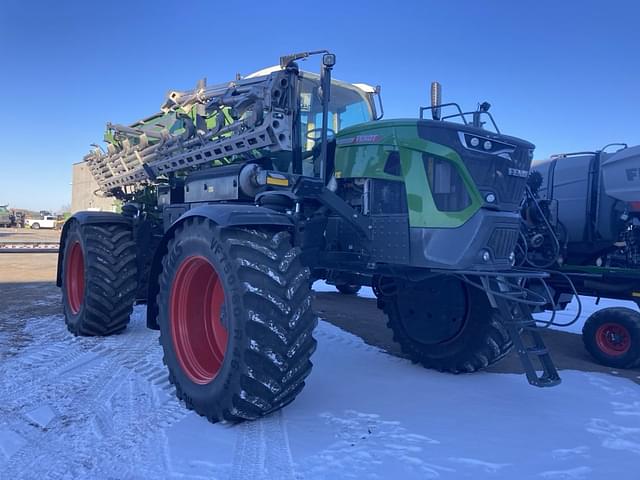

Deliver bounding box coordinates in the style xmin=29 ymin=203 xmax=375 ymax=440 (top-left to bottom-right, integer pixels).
xmin=431 ymin=81 xmax=442 ymax=121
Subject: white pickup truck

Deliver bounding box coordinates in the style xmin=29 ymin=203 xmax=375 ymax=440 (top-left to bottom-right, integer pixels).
xmin=25 ymin=215 xmax=58 ymax=229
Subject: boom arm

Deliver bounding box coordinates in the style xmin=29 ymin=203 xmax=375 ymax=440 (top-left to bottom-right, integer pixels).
xmin=85 ymin=69 xmax=297 ymax=191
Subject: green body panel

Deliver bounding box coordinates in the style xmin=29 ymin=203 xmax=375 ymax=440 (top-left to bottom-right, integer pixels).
xmin=335 ymin=120 xmax=482 ymax=228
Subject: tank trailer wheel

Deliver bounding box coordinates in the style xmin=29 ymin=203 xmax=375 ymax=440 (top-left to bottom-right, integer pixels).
xmin=157 ymin=219 xmax=317 ymax=422
xmin=335 ymin=283 xmax=361 ymax=295
xmin=381 ymin=276 xmax=513 ymax=373
xmin=582 ymin=307 xmax=640 ymax=369
xmin=61 ymin=221 xmax=137 ymax=336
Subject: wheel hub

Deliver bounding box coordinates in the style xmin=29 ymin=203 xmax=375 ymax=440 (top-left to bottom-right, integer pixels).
xmin=595 ymin=322 xmax=631 ymax=356
xmin=65 ymin=241 xmax=85 ymax=314
xmin=396 ymin=277 xmax=468 ymax=345
xmin=170 ymin=256 xmax=228 ymax=384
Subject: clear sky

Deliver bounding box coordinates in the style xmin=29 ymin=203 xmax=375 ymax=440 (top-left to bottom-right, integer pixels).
xmin=1 ymin=0 xmax=639 ymax=211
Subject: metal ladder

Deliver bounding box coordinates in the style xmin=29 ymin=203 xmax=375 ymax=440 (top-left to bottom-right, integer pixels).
xmin=494 ymin=294 xmax=561 ymax=387
xmin=480 ymin=274 xmax=561 ymax=387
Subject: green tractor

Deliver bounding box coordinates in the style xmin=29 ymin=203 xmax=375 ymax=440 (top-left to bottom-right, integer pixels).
xmin=57 ymin=51 xmax=559 ymax=422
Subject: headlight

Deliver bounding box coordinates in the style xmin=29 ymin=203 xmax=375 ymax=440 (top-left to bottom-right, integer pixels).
xmin=458 ymin=132 xmax=516 ymax=156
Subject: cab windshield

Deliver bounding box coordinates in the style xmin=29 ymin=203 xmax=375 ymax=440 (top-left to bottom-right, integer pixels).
xmin=299 ymin=73 xmax=374 ymax=153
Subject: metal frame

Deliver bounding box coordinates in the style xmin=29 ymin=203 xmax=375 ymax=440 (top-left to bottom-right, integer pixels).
xmin=420 ymin=103 xmax=501 ymax=133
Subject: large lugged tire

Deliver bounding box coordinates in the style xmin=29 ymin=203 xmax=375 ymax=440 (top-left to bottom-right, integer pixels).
xmin=380 ymin=276 xmax=512 ymax=373
xmin=157 ymin=218 xmax=317 ymax=422
xmin=61 ymin=221 xmax=138 ymax=336
xmin=582 ymin=307 xmax=640 ymax=369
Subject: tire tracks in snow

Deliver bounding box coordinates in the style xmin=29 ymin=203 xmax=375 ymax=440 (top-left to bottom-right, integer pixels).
xmin=231 ymin=409 xmax=296 ymax=480
xmin=0 ymin=310 xmax=189 ymax=478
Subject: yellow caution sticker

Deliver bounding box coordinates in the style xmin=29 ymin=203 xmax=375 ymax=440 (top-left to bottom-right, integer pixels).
xmin=266 ymin=175 xmax=289 ymax=186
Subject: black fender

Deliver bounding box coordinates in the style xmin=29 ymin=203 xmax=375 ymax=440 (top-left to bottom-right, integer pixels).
xmin=56 ymin=211 xmax=132 ymax=287
xmin=146 ymin=203 xmax=294 ymax=329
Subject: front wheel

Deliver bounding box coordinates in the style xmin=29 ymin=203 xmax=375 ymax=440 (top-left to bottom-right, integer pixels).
xmin=31 ymin=222 xmax=40 ymax=229
xmin=157 ymin=219 xmax=317 ymax=422
xmin=582 ymin=307 xmax=640 ymax=369
xmin=380 ymin=276 xmax=512 ymax=373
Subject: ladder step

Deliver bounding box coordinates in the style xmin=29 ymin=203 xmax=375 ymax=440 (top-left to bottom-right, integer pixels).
xmin=527 ymin=374 xmax=561 ymax=388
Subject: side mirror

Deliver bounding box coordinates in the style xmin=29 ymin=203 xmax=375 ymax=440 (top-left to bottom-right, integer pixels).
xmin=430 ymin=81 xmax=442 ymax=121
xmin=373 ymin=85 xmax=384 ymax=120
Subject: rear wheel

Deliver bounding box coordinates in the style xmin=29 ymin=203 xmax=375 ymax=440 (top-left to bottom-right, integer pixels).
xmin=61 ymin=221 xmax=137 ymax=336
xmin=380 ymin=276 xmax=512 ymax=372
xmin=582 ymin=307 xmax=640 ymax=368
xmin=157 ymin=218 xmax=317 ymax=422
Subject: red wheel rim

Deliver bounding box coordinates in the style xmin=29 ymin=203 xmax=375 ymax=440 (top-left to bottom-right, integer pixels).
xmin=170 ymin=256 xmax=228 ymax=384
xmin=595 ymin=322 xmax=631 ymax=356
xmin=65 ymin=241 xmax=85 ymax=314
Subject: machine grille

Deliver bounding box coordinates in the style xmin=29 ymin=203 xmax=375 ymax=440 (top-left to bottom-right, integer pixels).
xmin=463 ymin=150 xmax=529 ymax=208
xmin=488 ymin=227 xmax=519 ymax=259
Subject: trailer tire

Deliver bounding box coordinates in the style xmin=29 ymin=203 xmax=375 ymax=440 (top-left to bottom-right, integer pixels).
xmin=61 ymin=221 xmax=137 ymax=336
xmin=335 ymin=283 xmax=361 ymax=295
xmin=582 ymin=307 xmax=640 ymax=369
xmin=381 ymin=276 xmax=512 ymax=373
xmin=157 ymin=218 xmax=317 ymax=422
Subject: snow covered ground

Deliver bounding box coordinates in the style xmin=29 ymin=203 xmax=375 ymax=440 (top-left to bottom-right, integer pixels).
xmin=1 ymin=293 xmax=639 ymax=478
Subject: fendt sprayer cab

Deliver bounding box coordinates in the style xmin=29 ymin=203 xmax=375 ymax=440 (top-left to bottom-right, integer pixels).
xmin=328 ymin=98 xmax=535 ymax=273
xmin=57 ymin=51 xmax=560 ymax=423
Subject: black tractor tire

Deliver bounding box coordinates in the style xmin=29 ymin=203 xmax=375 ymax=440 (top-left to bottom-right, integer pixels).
xmin=61 ymin=221 xmax=138 ymax=336
xmin=380 ymin=276 xmax=512 ymax=373
xmin=31 ymin=222 xmax=40 ymax=229
xmin=582 ymin=307 xmax=640 ymax=369
xmin=335 ymin=283 xmax=361 ymax=295
xmin=157 ymin=218 xmax=317 ymax=423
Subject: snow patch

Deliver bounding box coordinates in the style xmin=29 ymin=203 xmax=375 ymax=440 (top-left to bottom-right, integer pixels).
xmin=0 ymin=429 xmax=26 ymax=460
xmin=539 ymin=466 xmax=593 ymax=479
xmin=534 ymin=295 xmax=639 ymax=334
xmin=312 ymin=280 xmax=376 ymax=299
xmin=551 ymin=446 xmax=590 ymax=460
xmin=25 ymin=405 xmax=56 ymax=429
xmin=447 ymin=457 xmax=511 ymax=473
